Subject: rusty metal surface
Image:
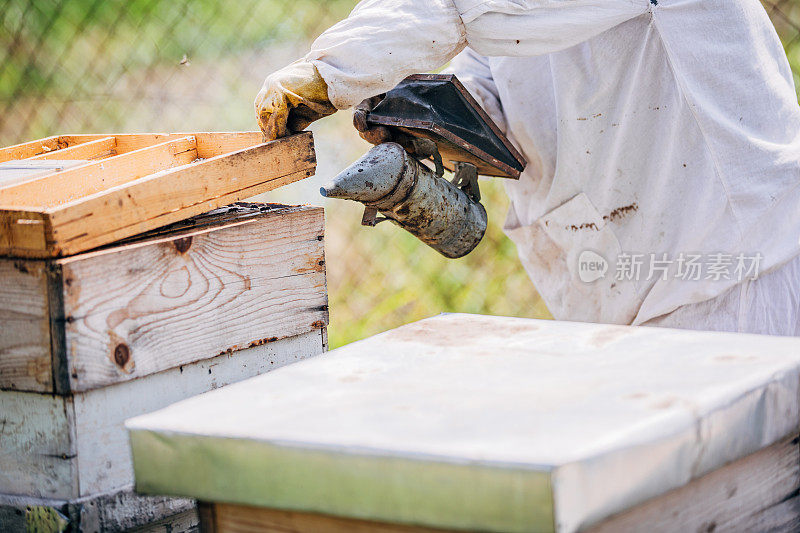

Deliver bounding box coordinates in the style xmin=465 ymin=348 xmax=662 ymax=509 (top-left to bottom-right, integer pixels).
xmin=321 ymin=143 xmax=486 ymax=258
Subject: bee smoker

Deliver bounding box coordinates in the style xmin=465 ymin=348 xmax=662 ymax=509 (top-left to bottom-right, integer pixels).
xmin=319 ymin=74 xmax=526 ymax=259
xmin=321 ymin=140 xmax=486 ymax=258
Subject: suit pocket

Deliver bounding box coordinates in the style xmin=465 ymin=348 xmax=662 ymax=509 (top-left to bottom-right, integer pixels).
xmin=506 ymin=192 xmax=641 ymax=324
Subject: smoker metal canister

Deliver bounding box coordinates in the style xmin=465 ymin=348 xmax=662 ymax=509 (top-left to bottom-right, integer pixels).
xmin=320 ymin=143 xmax=487 ymax=258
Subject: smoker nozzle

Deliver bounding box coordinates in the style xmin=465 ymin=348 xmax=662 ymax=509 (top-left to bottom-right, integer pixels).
xmin=319 ymin=143 xmax=409 ymax=203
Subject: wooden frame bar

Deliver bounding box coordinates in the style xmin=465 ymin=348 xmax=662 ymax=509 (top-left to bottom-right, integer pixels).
xmin=0 ymin=135 xmax=96 ymax=163
xmin=0 ymin=131 xmax=315 ymax=257
xmin=0 ymin=137 xmax=198 ymax=206
xmin=27 ymin=136 xmax=117 ymax=161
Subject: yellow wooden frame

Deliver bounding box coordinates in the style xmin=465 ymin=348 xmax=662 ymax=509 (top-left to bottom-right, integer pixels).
xmin=0 ymin=131 xmax=316 ymax=257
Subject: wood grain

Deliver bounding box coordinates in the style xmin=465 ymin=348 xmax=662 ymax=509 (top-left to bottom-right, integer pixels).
xmin=203 ymin=503 xmax=453 ymax=533
xmin=588 ymin=434 xmax=800 ymax=533
xmin=59 ymin=205 xmax=326 ymax=392
xmin=100 ymin=131 xmax=263 ymax=158
xmin=0 ymin=135 xmax=69 ymax=162
xmin=47 ymin=133 xmax=315 ymax=256
xmin=0 ymin=331 xmax=325 ymax=500
xmin=27 ymin=136 xmax=116 ymax=161
xmin=0 ymin=204 xmax=327 ymax=394
xmin=0 ymin=131 xmax=315 ymax=257
xmin=0 ymin=489 xmax=196 ymax=533
xmin=0 ymin=392 xmax=79 ymax=499
xmin=0 ymin=259 xmax=52 ymax=391
xmin=0 ymin=210 xmax=48 ymax=260
xmin=0 ymin=132 xmax=263 ymax=165
xmin=0 ymin=137 xmax=198 ymax=207
xmin=48 ymin=165 xmax=315 ymax=258
xmin=186 ymin=131 xmax=265 ymax=158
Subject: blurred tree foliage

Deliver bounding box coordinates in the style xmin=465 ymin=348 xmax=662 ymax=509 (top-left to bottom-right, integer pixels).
xmin=0 ymin=0 xmax=354 ymax=97
xmin=0 ymin=0 xmax=355 ymax=141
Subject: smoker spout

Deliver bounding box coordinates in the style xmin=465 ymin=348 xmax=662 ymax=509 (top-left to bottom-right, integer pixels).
xmin=319 ymin=143 xmax=409 ymax=203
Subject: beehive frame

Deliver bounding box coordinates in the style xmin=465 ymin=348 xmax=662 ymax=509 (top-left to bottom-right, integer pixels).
xmin=0 ymin=131 xmax=315 ymax=257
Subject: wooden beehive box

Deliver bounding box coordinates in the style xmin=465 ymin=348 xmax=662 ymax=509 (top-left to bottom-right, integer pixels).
xmin=0 ymin=131 xmax=315 ymax=257
xmin=0 ymin=132 xmax=328 ymax=532
xmin=0 ymin=202 xmax=328 ymax=394
xmin=128 ymin=315 xmax=800 ymax=533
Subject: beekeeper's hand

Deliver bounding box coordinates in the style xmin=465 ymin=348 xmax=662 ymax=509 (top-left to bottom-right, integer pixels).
xmin=255 ymin=60 xmax=337 ymax=141
xmin=352 ymin=95 xmax=393 ymax=145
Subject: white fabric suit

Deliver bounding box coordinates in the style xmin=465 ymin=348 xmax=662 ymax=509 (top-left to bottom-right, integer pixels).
xmin=305 ymin=0 xmax=800 ymax=334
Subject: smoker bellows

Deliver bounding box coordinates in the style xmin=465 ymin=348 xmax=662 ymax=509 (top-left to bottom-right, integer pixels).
xmin=321 ymin=74 xmax=526 ymax=259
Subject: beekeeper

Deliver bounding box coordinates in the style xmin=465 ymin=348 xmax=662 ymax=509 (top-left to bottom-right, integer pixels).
xmin=255 ymin=0 xmax=800 ymax=336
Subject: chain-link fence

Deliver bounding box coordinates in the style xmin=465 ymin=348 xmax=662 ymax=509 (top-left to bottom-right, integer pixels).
xmin=766 ymin=0 xmax=800 ymax=74
xmin=2 ymin=1 xmax=800 ymax=346
xmin=0 ymin=0 xmax=359 ymax=142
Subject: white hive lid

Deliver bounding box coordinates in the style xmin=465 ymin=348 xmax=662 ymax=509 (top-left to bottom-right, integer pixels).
xmin=127 ymin=314 xmax=800 ymax=532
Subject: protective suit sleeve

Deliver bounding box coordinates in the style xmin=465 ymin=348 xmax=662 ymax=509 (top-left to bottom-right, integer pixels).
xmin=306 ymin=0 xmax=467 ymax=109
xmin=456 ymin=0 xmax=649 ymax=57
xmin=445 ymin=48 xmax=507 ymax=134
xmin=305 ymin=0 xmax=648 ymax=109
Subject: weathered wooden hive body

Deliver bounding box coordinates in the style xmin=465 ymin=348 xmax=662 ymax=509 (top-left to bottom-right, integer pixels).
xmin=0 ymin=132 xmax=328 ymax=531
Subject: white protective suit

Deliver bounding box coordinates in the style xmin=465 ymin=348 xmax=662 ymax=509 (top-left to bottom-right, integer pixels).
xmin=305 ymin=0 xmax=800 ymax=334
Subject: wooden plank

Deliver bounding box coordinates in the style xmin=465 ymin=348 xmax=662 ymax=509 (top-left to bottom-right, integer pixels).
xmin=0 ymin=487 xmax=197 ymax=533
xmin=0 ymin=137 xmax=198 ymax=207
xmin=192 ymin=131 xmax=264 ymax=158
xmin=0 ymin=331 xmax=325 ymax=500
xmin=0 ymin=136 xmax=65 ymax=163
xmin=0 ymin=204 xmax=327 ymax=394
xmin=0 ymin=392 xmax=79 ymax=499
xmin=135 ymin=509 xmax=199 ymax=533
xmin=77 ymin=134 xmax=175 ymax=155
xmin=52 ymin=166 xmax=314 ymax=258
xmin=0 ymin=259 xmax=52 ymax=391
xmin=107 ymin=131 xmax=263 ymax=158
xmin=0 ymin=132 xmax=312 ymax=258
xmin=27 ymin=136 xmax=117 ymax=161
xmin=204 ymin=503 xmax=454 ymax=533
xmin=587 ymin=434 xmax=800 ymax=533
xmin=0 ymin=132 xmax=262 ymax=162
xmin=46 ymin=132 xmax=315 ymax=257
xmin=0 ymin=135 xmax=110 ymax=163
xmin=0 ymin=209 xmax=49 ymax=257
xmin=58 ymin=205 xmax=326 ymax=392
